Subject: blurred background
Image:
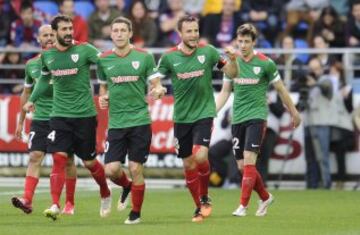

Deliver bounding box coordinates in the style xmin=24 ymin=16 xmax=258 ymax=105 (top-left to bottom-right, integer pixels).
xmin=1 ymin=0 xmax=360 ymax=191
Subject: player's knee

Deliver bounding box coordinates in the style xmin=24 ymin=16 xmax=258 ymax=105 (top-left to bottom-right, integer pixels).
xmin=104 ymin=164 xmax=117 ymax=178
xmin=129 ymin=163 xmax=142 ymax=177
xmin=183 ymin=157 xmax=196 ymax=170
xmin=28 ymin=153 xmax=43 ymax=167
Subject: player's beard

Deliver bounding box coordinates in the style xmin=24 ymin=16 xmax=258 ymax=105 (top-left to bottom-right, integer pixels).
xmin=183 ymin=39 xmax=198 ymax=50
xmin=57 ymin=35 xmax=73 ymax=47
xmin=44 ymin=40 xmax=54 ymax=49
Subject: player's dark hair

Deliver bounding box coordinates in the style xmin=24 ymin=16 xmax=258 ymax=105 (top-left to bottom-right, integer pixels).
xmin=20 ymin=1 xmax=33 ymax=12
xmin=111 ymin=16 xmax=133 ymax=32
xmin=58 ymin=0 xmax=73 ymax=7
xmin=177 ymin=15 xmax=199 ymax=31
xmin=51 ymin=14 xmax=72 ymax=30
xmin=236 ymin=23 xmax=258 ymax=41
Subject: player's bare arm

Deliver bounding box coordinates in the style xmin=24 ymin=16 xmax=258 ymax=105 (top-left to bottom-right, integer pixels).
xmin=273 ymin=79 xmax=301 ymax=128
xmin=99 ymin=84 xmax=109 ymax=109
xmin=16 ymin=87 xmax=31 ymax=139
xmin=222 ymin=46 xmax=239 ymax=79
xmin=216 ymin=80 xmax=232 ymax=113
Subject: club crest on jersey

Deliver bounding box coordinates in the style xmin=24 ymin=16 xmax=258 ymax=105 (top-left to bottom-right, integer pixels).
xmin=71 ymin=54 xmax=79 ymax=63
xmin=197 ymin=55 xmax=205 ymax=64
xmin=132 ymin=61 xmax=140 ymax=70
xmin=253 ymin=66 xmax=261 ymax=75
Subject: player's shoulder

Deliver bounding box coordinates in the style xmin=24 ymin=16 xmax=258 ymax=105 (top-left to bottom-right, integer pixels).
xmin=99 ymin=50 xmax=114 ymax=58
xmin=133 ymin=47 xmax=153 ymax=58
xmin=255 ymin=51 xmax=271 ymax=62
xmin=26 ymin=54 xmax=41 ymax=65
xmin=255 ymin=51 xmax=268 ymax=61
xmin=164 ymin=46 xmax=179 ymax=55
xmin=133 ymin=47 xmax=148 ymax=54
xmin=74 ymin=41 xmax=89 ymax=47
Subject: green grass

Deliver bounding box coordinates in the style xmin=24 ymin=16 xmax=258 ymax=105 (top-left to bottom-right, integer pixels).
xmin=1 ymin=187 xmax=360 ymax=235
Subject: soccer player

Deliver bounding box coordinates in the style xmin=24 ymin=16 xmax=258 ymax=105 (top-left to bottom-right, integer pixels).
xmin=12 ymin=25 xmax=77 ymax=215
xmin=23 ymin=15 xmax=111 ymax=220
xmin=97 ymin=16 xmax=166 ymax=224
xmin=216 ymin=23 xmax=301 ymax=217
xmin=153 ymin=15 xmax=239 ymax=222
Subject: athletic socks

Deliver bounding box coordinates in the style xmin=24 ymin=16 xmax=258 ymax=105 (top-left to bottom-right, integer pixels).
xmin=23 ymin=176 xmax=39 ymax=204
xmin=184 ymin=168 xmax=201 ymax=208
xmin=197 ymin=160 xmax=210 ymax=197
xmin=86 ymin=160 xmax=110 ymax=198
xmin=131 ymin=184 xmax=145 ymax=213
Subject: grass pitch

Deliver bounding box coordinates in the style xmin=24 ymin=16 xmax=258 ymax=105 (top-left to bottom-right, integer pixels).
xmin=1 ymin=187 xmax=359 ymax=235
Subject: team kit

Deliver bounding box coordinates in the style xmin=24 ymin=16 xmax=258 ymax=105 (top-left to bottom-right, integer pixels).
xmin=11 ymin=14 xmax=301 ymax=224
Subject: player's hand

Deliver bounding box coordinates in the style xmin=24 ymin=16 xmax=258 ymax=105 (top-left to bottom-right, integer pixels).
xmin=99 ymin=94 xmax=109 ymax=109
xmin=15 ymin=123 xmax=23 ymax=140
xmin=224 ymin=46 xmax=237 ymax=61
xmin=23 ymin=101 xmax=35 ymax=113
xmin=291 ymin=111 xmax=301 ymax=128
xmin=150 ymin=86 xmax=167 ymax=100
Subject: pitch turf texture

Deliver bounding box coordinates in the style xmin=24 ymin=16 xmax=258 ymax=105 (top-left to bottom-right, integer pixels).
xmin=1 ymin=187 xmax=359 ymax=235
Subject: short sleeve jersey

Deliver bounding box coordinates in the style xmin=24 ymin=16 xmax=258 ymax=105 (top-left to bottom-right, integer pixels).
xmin=24 ymin=55 xmax=53 ymax=120
xmin=225 ymin=52 xmax=281 ymax=124
xmin=39 ymin=42 xmax=99 ymax=118
xmin=97 ymin=48 xmax=157 ymax=129
xmin=155 ymin=44 xmax=225 ymax=123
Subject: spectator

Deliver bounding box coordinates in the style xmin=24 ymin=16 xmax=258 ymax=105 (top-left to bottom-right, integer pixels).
xmin=201 ymin=0 xmax=241 ymax=16
xmin=285 ymin=0 xmax=329 ymax=42
xmin=305 ymin=57 xmax=336 ymax=189
xmin=59 ymin=0 xmax=88 ymax=42
xmin=114 ymin=0 xmax=127 ymax=12
xmin=158 ymin=0 xmax=186 ymax=46
xmin=346 ymin=0 xmax=360 ymax=47
xmin=328 ymin=62 xmax=355 ymax=189
xmin=311 ymin=6 xmax=346 ymax=48
xmin=0 ymin=0 xmax=14 ymax=47
xmin=88 ymin=0 xmax=123 ymax=49
xmin=330 ymin=0 xmax=349 ymax=20
xmin=128 ymin=0 xmax=158 ymax=47
xmin=311 ymin=35 xmax=339 ymax=70
xmin=0 ymin=46 xmax=24 ymax=94
xmin=201 ymin=0 xmax=241 ymax=48
xmin=239 ymin=0 xmax=284 ymax=46
xmin=10 ymin=2 xmax=41 ymax=48
xmin=183 ymin=0 xmax=205 ymax=16
xmin=275 ymin=35 xmax=307 ymax=92
xmin=143 ymin=0 xmax=168 ymax=19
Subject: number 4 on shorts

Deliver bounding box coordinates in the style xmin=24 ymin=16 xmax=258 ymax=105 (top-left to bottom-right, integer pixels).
xmin=47 ymin=130 xmax=56 ymax=142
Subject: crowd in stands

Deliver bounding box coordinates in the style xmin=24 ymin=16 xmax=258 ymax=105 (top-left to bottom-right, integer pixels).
xmin=0 ymin=0 xmax=359 ymax=189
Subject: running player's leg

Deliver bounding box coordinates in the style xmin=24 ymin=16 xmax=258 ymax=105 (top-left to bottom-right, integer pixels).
xmin=192 ymin=118 xmax=213 ymax=217
xmin=124 ymin=125 xmax=151 ymax=224
xmin=44 ymin=118 xmax=75 ymax=220
xmin=11 ymin=151 xmax=44 ymax=214
xmin=12 ymin=121 xmax=48 ymax=214
xmin=243 ymin=120 xmax=273 ymax=216
xmin=104 ymin=129 xmax=131 ymax=213
xmin=62 ymin=155 xmax=77 ymax=215
xmin=73 ymin=116 xmax=111 ymax=217
xmin=175 ymin=122 xmax=202 ymax=222
xmin=231 ymin=122 xmax=248 ymax=216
